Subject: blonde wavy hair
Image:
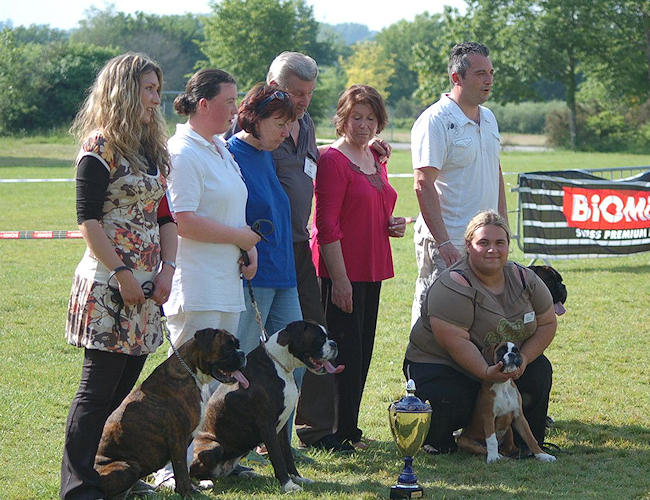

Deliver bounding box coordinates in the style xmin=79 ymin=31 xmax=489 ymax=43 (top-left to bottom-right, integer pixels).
xmin=71 ymin=52 xmax=171 ymax=176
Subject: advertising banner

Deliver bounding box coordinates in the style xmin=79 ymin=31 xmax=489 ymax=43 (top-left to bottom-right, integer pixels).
xmin=517 ymin=170 xmax=650 ymax=259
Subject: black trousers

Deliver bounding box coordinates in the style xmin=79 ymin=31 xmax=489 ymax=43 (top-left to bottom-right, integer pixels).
xmin=403 ymin=354 xmax=552 ymax=450
xmin=60 ymin=348 xmax=147 ymax=500
xmin=322 ymin=278 xmax=381 ymax=444
xmin=293 ymin=241 xmax=338 ymax=445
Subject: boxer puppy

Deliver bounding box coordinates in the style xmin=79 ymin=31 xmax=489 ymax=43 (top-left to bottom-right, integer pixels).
xmin=190 ymin=320 xmax=343 ymax=493
xmin=528 ymin=265 xmax=567 ymax=316
xmin=457 ymin=342 xmax=556 ymax=464
xmin=95 ymin=328 xmax=248 ymax=498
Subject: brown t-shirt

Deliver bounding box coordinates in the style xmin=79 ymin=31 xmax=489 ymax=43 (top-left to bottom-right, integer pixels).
xmin=405 ymin=258 xmax=553 ymax=378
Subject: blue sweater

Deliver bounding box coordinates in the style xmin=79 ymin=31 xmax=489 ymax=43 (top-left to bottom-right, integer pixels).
xmin=227 ymin=136 xmax=296 ymax=288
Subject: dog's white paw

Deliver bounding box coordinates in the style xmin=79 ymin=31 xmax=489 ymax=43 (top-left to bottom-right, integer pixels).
xmin=282 ymin=479 xmax=303 ymax=492
xmin=535 ymin=452 xmax=556 ymax=462
xmin=486 ymin=453 xmax=503 ymax=464
xmin=290 ymin=474 xmax=313 ymax=485
xmin=197 ymin=479 xmax=214 ymax=490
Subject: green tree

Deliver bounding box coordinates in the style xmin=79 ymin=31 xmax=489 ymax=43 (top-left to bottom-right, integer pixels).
xmin=584 ymin=0 xmax=650 ymax=101
xmin=309 ymin=64 xmax=347 ymax=124
xmin=71 ymin=7 xmax=204 ymax=91
xmin=0 ymin=29 xmax=116 ymax=134
xmin=7 ymin=24 xmax=67 ymax=44
xmin=374 ymin=13 xmax=444 ymax=105
xmin=341 ymin=41 xmax=395 ymax=99
xmin=199 ymin=0 xmax=335 ymax=90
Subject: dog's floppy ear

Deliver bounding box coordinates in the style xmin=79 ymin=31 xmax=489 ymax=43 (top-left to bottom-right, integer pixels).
xmin=194 ymin=328 xmax=217 ymax=352
xmin=277 ymin=320 xmax=304 ymax=346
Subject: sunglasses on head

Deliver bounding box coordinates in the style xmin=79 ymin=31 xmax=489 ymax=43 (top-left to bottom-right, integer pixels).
xmin=257 ymin=90 xmax=289 ymax=111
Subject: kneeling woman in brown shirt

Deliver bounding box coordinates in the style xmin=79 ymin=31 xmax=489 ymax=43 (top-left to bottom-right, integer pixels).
xmin=403 ymin=210 xmax=557 ymax=454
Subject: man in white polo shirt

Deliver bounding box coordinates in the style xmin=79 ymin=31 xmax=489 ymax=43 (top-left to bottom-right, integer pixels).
xmin=411 ymin=41 xmax=508 ymax=326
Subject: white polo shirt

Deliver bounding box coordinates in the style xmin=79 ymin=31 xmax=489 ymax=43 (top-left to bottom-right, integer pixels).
xmin=165 ymin=123 xmax=248 ymax=315
xmin=411 ymin=94 xmax=501 ymax=246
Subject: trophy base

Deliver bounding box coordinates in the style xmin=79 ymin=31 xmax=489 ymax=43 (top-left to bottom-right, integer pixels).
xmin=390 ymin=484 xmax=424 ymax=499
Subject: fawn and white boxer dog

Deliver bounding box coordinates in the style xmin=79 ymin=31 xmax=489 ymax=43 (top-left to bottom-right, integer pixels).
xmin=457 ymin=342 xmax=557 ymax=464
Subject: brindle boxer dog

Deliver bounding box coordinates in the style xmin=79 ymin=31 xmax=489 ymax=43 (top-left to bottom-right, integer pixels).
xmin=190 ymin=320 xmax=343 ymax=493
xmin=457 ymin=342 xmax=556 ymax=464
xmin=95 ymin=328 xmax=248 ymax=498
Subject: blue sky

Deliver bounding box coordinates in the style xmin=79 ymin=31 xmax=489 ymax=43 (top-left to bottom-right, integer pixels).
xmin=3 ymin=0 xmax=466 ymax=32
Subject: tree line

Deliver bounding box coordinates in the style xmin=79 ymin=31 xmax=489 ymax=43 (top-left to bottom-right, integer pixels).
xmin=1 ymin=0 xmax=649 ymax=151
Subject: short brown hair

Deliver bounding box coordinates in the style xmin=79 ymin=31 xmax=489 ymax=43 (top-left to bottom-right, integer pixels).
xmin=464 ymin=210 xmax=511 ymax=245
xmin=333 ymin=84 xmax=388 ymax=137
xmin=237 ymin=83 xmax=296 ymax=139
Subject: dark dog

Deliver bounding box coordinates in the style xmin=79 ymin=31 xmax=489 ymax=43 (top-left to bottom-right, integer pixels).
xmin=95 ymin=328 xmax=248 ymax=498
xmin=457 ymin=342 xmax=556 ymax=463
xmin=529 ymin=265 xmax=567 ymax=316
xmin=190 ymin=320 xmax=343 ymax=493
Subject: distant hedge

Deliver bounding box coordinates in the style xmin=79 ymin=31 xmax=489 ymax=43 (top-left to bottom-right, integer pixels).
xmin=490 ymin=100 xmax=565 ymax=135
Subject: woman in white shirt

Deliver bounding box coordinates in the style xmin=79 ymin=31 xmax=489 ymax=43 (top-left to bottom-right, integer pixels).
xmin=164 ymin=68 xmax=260 ymax=346
xmin=154 ymin=68 xmax=261 ymax=490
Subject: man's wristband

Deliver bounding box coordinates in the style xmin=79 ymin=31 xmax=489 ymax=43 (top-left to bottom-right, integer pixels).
xmin=436 ymin=239 xmax=452 ymax=248
xmin=162 ymin=260 xmax=176 ymax=271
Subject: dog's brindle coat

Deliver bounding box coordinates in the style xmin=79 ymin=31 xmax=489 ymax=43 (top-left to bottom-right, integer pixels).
xmin=190 ymin=320 xmax=340 ymax=493
xmin=457 ymin=342 xmax=557 ymax=463
xmin=95 ymin=328 xmax=246 ymax=498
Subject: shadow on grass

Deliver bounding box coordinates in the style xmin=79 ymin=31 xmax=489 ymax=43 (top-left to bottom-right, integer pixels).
xmin=595 ymin=263 xmax=650 ymax=274
xmin=550 ymin=419 xmax=650 ymax=450
xmin=144 ymin=424 xmax=650 ymax=498
xmin=0 ymin=156 xmax=72 ymax=168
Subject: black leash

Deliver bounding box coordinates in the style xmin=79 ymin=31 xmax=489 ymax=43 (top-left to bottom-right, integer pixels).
xmin=239 ymin=218 xmax=273 ymax=266
xmin=239 ymin=218 xmax=274 ymax=343
xmin=106 ymin=269 xmax=201 ymax=385
xmin=107 ymin=271 xmax=154 ymax=338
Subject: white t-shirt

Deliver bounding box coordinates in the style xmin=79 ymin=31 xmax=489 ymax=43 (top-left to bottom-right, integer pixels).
xmin=164 ymin=123 xmax=248 ymax=315
xmin=411 ymin=94 xmax=501 ymax=246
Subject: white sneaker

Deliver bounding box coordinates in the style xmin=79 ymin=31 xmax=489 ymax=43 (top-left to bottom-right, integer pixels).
xmin=154 ymin=474 xmax=176 ymax=491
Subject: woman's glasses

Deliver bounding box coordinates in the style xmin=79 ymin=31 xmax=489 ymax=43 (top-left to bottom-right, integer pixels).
xmin=257 ymin=90 xmax=289 ymax=111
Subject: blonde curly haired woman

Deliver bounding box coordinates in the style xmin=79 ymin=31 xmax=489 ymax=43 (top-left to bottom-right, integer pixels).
xmin=60 ymin=52 xmax=177 ymax=500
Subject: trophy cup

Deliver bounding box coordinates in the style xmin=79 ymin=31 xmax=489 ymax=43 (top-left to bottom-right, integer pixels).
xmin=388 ymin=379 xmax=432 ymax=499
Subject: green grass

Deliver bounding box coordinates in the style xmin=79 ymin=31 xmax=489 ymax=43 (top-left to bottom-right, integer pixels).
xmin=1 ymin=138 xmax=649 ymax=499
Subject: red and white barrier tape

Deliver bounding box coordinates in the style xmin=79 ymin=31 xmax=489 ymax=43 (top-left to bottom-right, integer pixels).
xmin=0 ymin=230 xmax=82 ymax=239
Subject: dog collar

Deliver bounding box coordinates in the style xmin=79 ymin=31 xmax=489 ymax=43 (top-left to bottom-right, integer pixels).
xmin=263 ymin=343 xmax=293 ymax=373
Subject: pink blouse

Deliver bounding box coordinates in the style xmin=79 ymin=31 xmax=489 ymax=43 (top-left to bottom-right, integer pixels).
xmin=311 ymin=147 xmax=397 ymax=282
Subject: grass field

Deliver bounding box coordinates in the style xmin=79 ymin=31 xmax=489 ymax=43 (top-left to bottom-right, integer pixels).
xmin=1 ymin=136 xmax=649 ymax=499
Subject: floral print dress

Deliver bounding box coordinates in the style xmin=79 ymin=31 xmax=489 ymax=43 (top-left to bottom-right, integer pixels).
xmin=65 ymin=133 xmax=166 ymax=355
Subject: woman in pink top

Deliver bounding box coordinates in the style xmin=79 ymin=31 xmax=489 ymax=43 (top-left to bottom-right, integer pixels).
xmin=311 ymin=85 xmax=406 ymax=449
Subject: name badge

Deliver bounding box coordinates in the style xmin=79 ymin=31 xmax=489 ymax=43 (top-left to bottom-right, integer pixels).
xmin=304 ymin=157 xmax=317 ymax=180
xmin=523 ymin=311 xmax=535 ymax=324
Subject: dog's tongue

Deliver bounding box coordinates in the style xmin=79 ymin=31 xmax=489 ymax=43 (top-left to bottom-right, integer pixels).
xmin=233 ymin=370 xmax=250 ymax=389
xmin=554 ymin=302 xmax=566 ymax=316
xmin=324 ymin=361 xmax=345 ymax=374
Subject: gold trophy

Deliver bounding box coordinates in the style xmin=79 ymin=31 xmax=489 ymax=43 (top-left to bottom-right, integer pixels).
xmin=388 ymin=379 xmax=431 ymax=499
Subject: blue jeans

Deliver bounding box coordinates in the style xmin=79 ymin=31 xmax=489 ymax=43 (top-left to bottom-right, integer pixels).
xmin=236 ymin=284 xmax=304 ymax=444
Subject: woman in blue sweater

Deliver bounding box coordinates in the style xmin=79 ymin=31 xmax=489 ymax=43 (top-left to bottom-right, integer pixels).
xmin=228 ymin=84 xmax=301 ymax=355
xmin=228 ymin=83 xmax=303 ymax=447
